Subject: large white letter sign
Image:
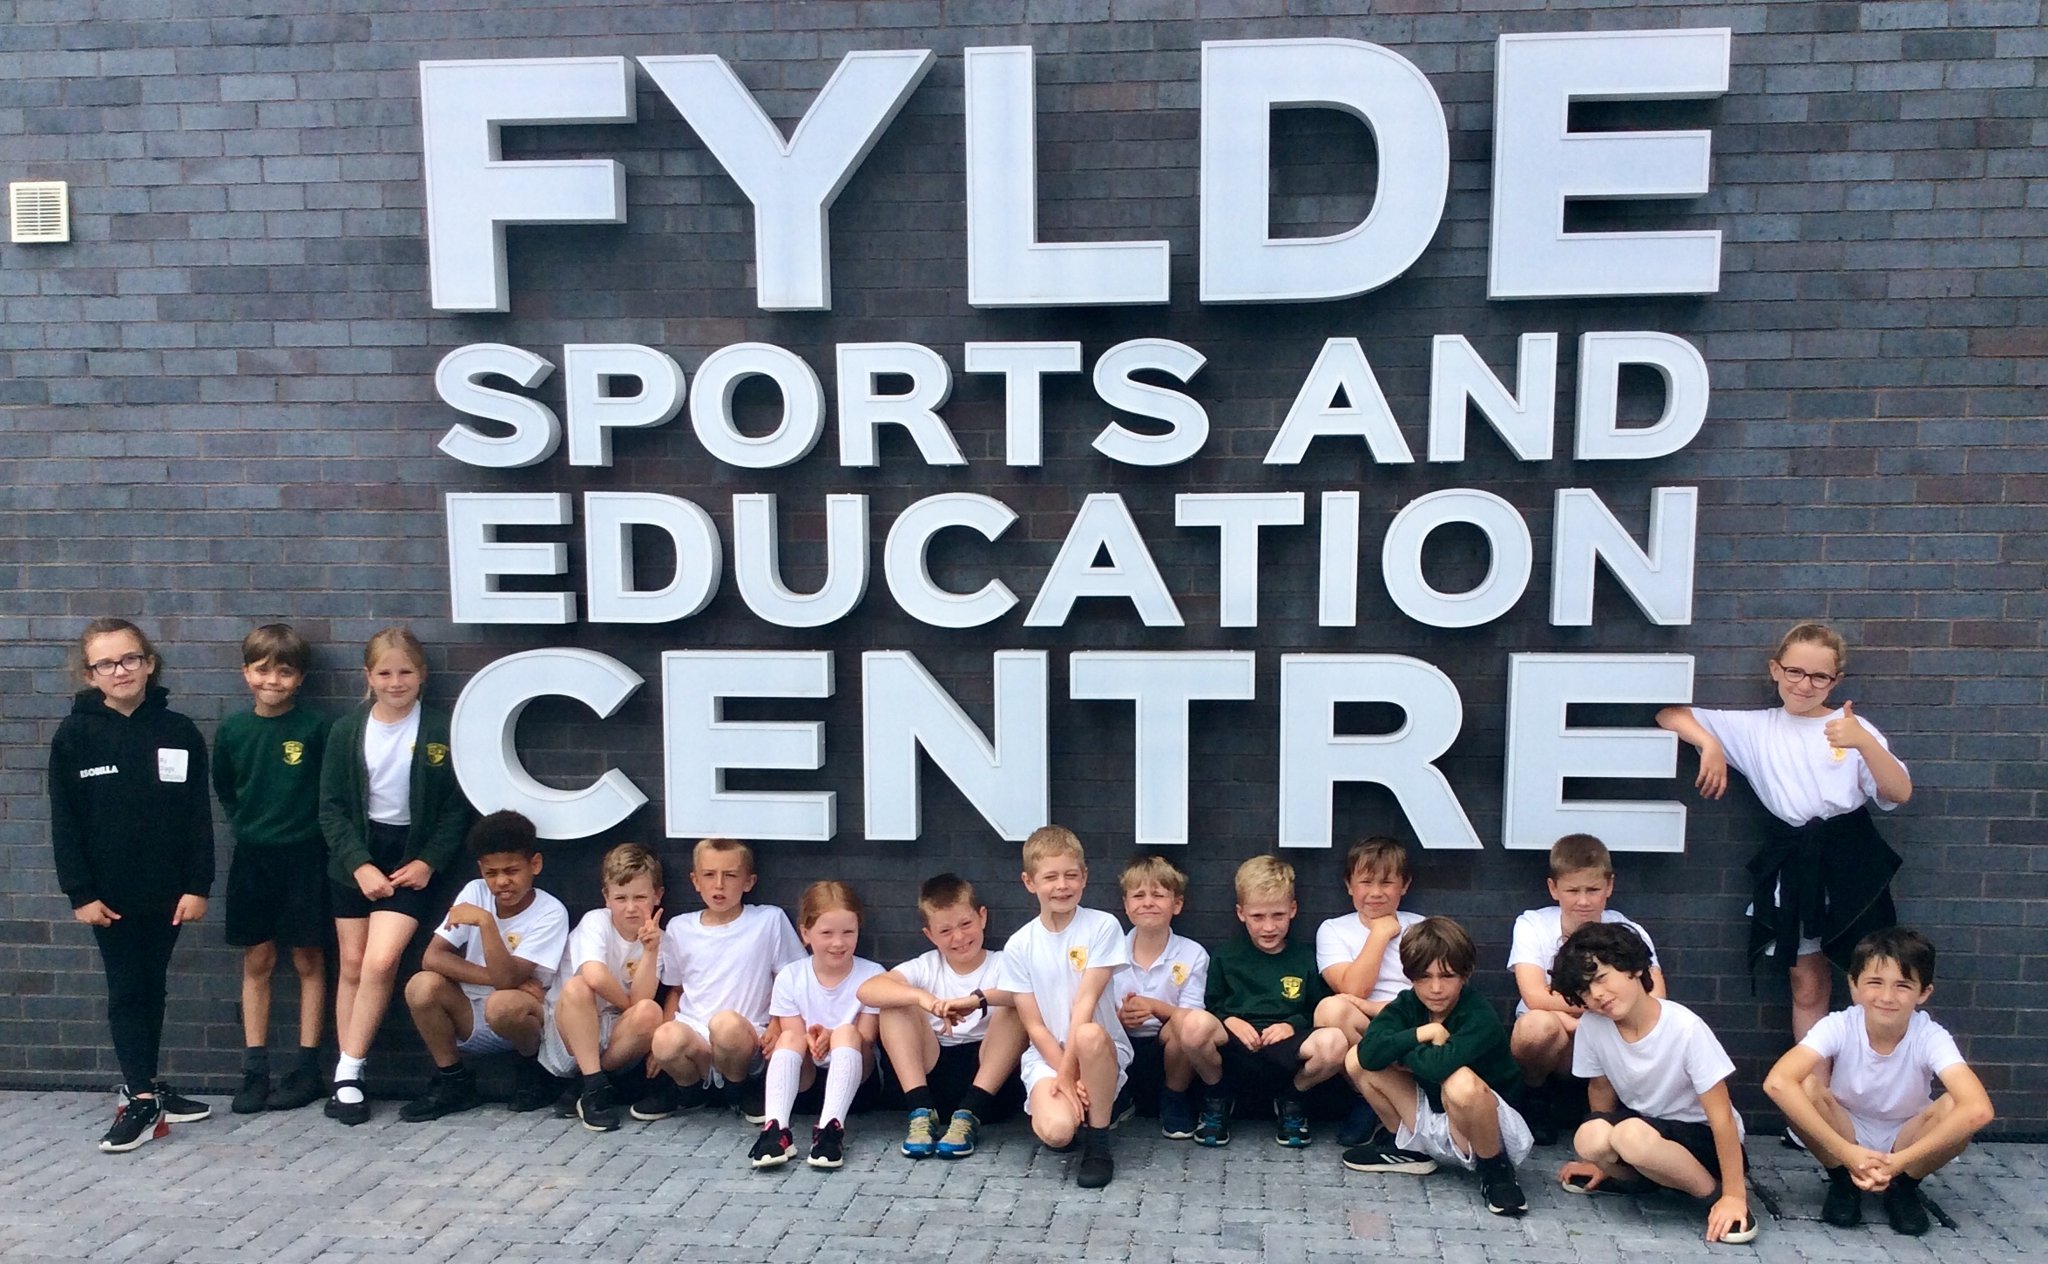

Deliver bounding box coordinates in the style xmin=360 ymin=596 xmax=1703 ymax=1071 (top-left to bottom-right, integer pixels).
xmin=689 ymin=342 xmax=826 ymax=470
xmin=1091 ymin=339 xmax=1210 ymax=467
xmin=732 ymin=493 xmax=869 ymax=628
xmin=564 ymin=344 xmax=686 ymax=468
xmin=882 ymin=493 xmax=1019 ymax=629
xmin=837 ymin=342 xmax=963 ymax=468
xmin=664 ymin=650 xmax=836 ymax=842
xmin=1381 ymin=489 xmax=1533 ymax=629
xmin=420 ymin=58 xmax=634 ymax=312
xmin=863 ymin=651 xmax=1049 ymax=841
xmin=445 ymin=492 xmax=575 ymax=625
xmin=1550 ymin=486 xmax=1697 ymax=627
xmin=451 ymin=649 xmax=647 ymax=839
xmin=640 ymin=49 xmax=932 ymax=311
xmin=1503 ymin=653 xmax=1693 ymax=852
xmin=1575 ymin=331 xmax=1710 ymax=460
xmin=1278 ymin=655 xmax=1480 ymax=850
xmin=585 ymin=492 xmax=723 ymax=624
xmin=1201 ymin=39 xmax=1449 ymax=303
xmin=963 ymin=46 xmax=1170 ymax=307
xmin=1069 ymin=652 xmax=1257 ymax=847
xmin=962 ymin=341 xmax=1082 ymax=467
xmin=1490 ymin=29 xmax=1731 ymax=299
xmin=1426 ymin=333 xmax=1559 ymax=463
xmin=1265 ymin=338 xmax=1414 ymax=466
xmin=1319 ymin=491 xmax=1362 ymax=628
xmin=1175 ymin=493 xmax=1306 ymax=628
xmin=435 ymin=343 xmax=561 ymax=469
xmin=1026 ymin=493 xmax=1184 ymax=628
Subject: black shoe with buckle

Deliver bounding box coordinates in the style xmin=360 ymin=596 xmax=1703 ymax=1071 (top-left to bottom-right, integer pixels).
xmin=325 ymin=1079 xmax=371 ymax=1126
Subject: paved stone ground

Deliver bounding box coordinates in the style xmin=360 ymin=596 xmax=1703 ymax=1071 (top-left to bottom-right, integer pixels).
xmin=1 ymin=1089 xmax=2043 ymax=1264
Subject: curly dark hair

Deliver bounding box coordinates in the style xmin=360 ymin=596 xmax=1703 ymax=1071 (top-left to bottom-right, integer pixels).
xmin=1549 ymin=921 xmax=1655 ymax=1008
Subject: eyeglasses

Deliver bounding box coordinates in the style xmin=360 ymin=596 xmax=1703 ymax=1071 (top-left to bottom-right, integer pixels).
xmin=1776 ymin=665 xmax=1838 ymax=689
xmin=88 ymin=652 xmax=151 ymax=677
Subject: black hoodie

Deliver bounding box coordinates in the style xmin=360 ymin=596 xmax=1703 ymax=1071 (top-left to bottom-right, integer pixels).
xmin=48 ymin=683 xmax=214 ymax=913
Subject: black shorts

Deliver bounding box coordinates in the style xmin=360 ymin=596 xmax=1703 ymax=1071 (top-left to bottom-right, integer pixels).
xmin=925 ymin=1040 xmax=1023 ymax=1123
xmin=330 ymin=821 xmax=438 ymax=922
xmin=225 ymin=841 xmax=329 ymax=949
xmin=1126 ymin=1033 xmax=1166 ymax=1115
xmin=1590 ymin=1108 xmax=1744 ymax=1185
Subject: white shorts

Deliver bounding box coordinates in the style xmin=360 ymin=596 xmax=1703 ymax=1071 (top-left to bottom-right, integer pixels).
xmin=1018 ymin=1044 xmax=1132 ymax=1116
xmin=672 ymin=1013 xmax=767 ymax=1084
xmin=456 ymin=994 xmax=516 ymax=1058
xmin=539 ymin=1006 xmax=617 ymax=1078
xmin=1850 ymin=1112 xmax=1910 ymax=1155
xmin=1395 ymin=1082 xmax=1535 ymax=1170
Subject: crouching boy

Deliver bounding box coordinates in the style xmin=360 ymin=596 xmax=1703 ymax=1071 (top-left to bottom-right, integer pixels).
xmin=541 ymin=843 xmax=670 ymax=1131
xmin=1341 ymin=916 xmax=1532 ymax=1217
xmin=1763 ymin=927 xmax=1993 ymax=1236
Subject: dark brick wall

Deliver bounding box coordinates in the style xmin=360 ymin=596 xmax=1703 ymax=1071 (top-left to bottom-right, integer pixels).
xmin=2 ymin=2 xmax=2044 ymax=1129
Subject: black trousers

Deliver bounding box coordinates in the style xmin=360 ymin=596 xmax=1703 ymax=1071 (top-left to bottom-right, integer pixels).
xmin=92 ymin=910 xmax=181 ymax=1090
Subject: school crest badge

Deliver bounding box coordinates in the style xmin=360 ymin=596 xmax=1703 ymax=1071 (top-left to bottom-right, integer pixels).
xmin=1068 ymin=946 xmax=1089 ymax=971
xmin=282 ymin=740 xmax=304 ymax=766
xmin=1280 ymin=976 xmax=1303 ymax=1000
xmin=1171 ymin=962 xmax=1189 ymax=987
xmin=426 ymin=742 xmax=449 ymax=767
xmin=505 ymin=932 xmax=522 ymax=951
xmin=1830 ymin=744 xmax=1847 ymax=762
xmin=623 ymin=957 xmax=640 ymax=982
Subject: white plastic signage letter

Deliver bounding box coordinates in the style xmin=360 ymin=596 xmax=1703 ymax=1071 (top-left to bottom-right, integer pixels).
xmin=663 ymin=650 xmax=836 ymax=841
xmin=863 ymin=651 xmax=1049 ymax=840
xmin=445 ymin=492 xmax=575 ymax=625
xmin=1550 ymin=486 xmax=1698 ymax=626
xmin=1069 ymin=652 xmax=1257 ymax=847
xmin=585 ymin=492 xmax=724 ymax=625
xmin=450 ymin=649 xmax=647 ymax=838
xmin=1574 ymin=331 xmax=1710 ymax=460
xmin=882 ymin=493 xmax=1020 ymax=628
xmin=435 ymin=343 xmax=561 ymax=469
xmin=564 ymin=344 xmax=686 ymax=468
xmin=1502 ymin=653 xmax=1693 ymax=851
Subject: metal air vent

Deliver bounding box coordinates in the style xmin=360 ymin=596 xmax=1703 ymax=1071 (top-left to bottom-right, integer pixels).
xmin=9 ymin=181 xmax=69 ymax=243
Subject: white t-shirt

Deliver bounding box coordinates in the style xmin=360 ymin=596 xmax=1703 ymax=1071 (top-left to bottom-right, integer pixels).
xmin=362 ymin=707 xmax=420 ymax=825
xmin=998 ymin=907 xmax=1133 ymax=1063
xmin=1573 ymin=998 xmax=1744 ymax=1136
xmin=1107 ymin=930 xmax=1209 ymax=1036
xmin=1692 ymin=706 xmax=1904 ymax=826
xmin=1316 ymin=909 xmax=1426 ymax=1003
xmin=556 ymin=908 xmax=674 ymax=1016
xmin=890 ymin=948 xmax=1008 ymax=1047
xmin=434 ymin=879 xmax=570 ymax=1005
xmin=658 ymin=904 xmax=807 ymax=1030
xmin=769 ymin=956 xmax=886 ymax=1031
xmin=1800 ymin=1007 xmax=1962 ymax=1138
xmin=1506 ymin=907 xmax=1660 ymax=1016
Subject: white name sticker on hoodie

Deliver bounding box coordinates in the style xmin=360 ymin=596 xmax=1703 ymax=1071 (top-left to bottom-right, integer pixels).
xmin=157 ymin=748 xmax=189 ymax=783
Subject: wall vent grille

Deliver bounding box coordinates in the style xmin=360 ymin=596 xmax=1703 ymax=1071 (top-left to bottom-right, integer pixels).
xmin=9 ymin=181 xmax=69 ymax=243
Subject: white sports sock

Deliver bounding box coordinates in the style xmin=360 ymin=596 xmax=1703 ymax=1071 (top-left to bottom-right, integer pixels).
xmin=334 ymin=1054 xmax=366 ymax=1105
xmin=763 ymin=1048 xmax=801 ymax=1128
xmin=819 ymin=1047 xmax=863 ymax=1126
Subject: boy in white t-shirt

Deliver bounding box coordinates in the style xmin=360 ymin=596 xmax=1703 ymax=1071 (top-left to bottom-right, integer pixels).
xmin=1551 ymin=922 xmax=1758 ymax=1246
xmin=858 ymin=874 xmax=1026 ymax=1161
xmin=639 ymin=838 xmax=806 ymax=1124
xmin=1108 ymin=854 xmax=1209 ymax=1140
xmin=1764 ymin=927 xmax=1994 ymax=1236
xmin=983 ymin=825 xmax=1132 ymax=1189
xmin=1507 ymin=833 xmax=1666 ymax=1144
xmin=1311 ymin=836 xmax=1426 ymax=1145
xmin=399 ymin=811 xmax=571 ymax=1121
xmin=540 ymin=843 xmax=671 ymax=1132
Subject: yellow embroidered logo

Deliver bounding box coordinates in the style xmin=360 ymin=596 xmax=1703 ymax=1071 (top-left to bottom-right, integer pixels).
xmin=1280 ymin=976 xmax=1303 ymax=1000
xmin=1171 ymin=962 xmax=1189 ymax=987
xmin=1068 ymin=946 xmax=1089 ymax=971
xmin=281 ymin=740 xmax=304 ymax=766
xmin=505 ymin=932 xmax=522 ymax=951
xmin=1830 ymin=745 xmax=1847 ymax=762
xmin=426 ymin=742 xmax=449 ymax=767
xmin=623 ymin=958 xmax=640 ymax=982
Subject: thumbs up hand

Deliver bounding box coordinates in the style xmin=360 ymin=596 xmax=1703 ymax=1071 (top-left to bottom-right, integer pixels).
xmin=1824 ymin=700 xmax=1868 ymax=752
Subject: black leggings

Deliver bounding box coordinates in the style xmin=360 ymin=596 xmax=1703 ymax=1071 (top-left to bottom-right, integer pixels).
xmin=92 ymin=911 xmax=181 ymax=1090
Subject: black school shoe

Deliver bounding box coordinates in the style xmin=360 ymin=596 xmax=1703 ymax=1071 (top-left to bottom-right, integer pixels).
xmin=1075 ymin=1124 xmax=1115 ymax=1188
xmin=1822 ymin=1165 xmax=1864 ymax=1227
xmin=99 ymin=1089 xmax=167 ymax=1154
xmin=232 ymin=1071 xmax=271 ymax=1116
xmin=1882 ymin=1177 xmax=1931 ymax=1236
xmin=629 ymin=1075 xmax=681 ymax=1121
xmin=508 ymin=1058 xmax=564 ymax=1113
xmin=325 ymin=1080 xmax=371 ymax=1126
xmin=577 ymin=1081 xmax=623 ymax=1133
xmin=152 ymin=1080 xmax=212 ymax=1123
xmin=400 ymin=1067 xmax=482 ymax=1122
xmin=266 ymin=1066 xmax=326 ymax=1111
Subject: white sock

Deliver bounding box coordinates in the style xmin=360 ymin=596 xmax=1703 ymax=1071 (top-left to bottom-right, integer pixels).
xmin=819 ymin=1047 xmax=863 ymax=1126
xmin=763 ymin=1048 xmax=801 ymax=1128
xmin=334 ymin=1054 xmax=366 ymax=1105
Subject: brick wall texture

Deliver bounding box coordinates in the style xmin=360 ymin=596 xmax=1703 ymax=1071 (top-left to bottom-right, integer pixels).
xmin=2 ymin=1 xmax=2045 ymax=1129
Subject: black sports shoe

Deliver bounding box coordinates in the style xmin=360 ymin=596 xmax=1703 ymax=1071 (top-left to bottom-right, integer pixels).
xmin=577 ymin=1082 xmax=622 ymax=1133
xmin=99 ymin=1089 xmax=166 ymax=1154
xmin=808 ymin=1120 xmax=846 ymax=1169
xmin=1341 ymin=1139 xmax=1438 ymax=1175
xmin=1075 ymin=1124 xmax=1115 ymax=1189
xmin=152 ymin=1080 xmax=212 ymax=1123
xmin=1193 ymin=1094 xmax=1231 ymax=1147
xmin=749 ymin=1122 xmax=793 ymax=1169
xmin=733 ymin=1076 xmax=769 ymax=1125
xmin=1274 ymin=1098 xmax=1310 ymax=1149
xmin=1479 ymin=1155 xmax=1528 ymax=1216
xmin=1882 ymin=1177 xmax=1930 ymax=1237
xmin=630 ymin=1076 xmax=681 ymax=1121
xmin=266 ymin=1066 xmax=325 ymax=1111
xmin=400 ymin=1067 xmax=482 ymax=1122
xmin=508 ymin=1058 xmax=563 ymax=1113
xmin=232 ymin=1071 xmax=271 ymax=1116
xmin=324 ymin=1079 xmax=370 ymax=1126
xmin=1822 ymin=1165 xmax=1864 ymax=1227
